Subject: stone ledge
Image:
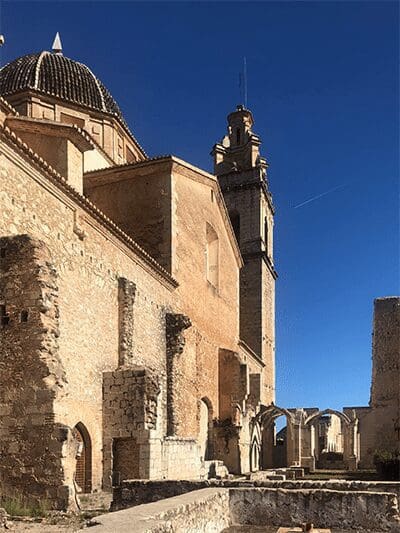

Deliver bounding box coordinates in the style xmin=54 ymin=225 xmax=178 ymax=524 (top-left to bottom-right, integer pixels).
xmin=90 ymin=488 xmax=229 ymax=533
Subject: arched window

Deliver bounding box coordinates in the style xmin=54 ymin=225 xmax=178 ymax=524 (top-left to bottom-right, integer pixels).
xmin=236 ymin=128 xmax=241 ymax=145
xmin=230 ymin=211 xmax=240 ymax=245
xmin=206 ymin=223 xmax=219 ymax=288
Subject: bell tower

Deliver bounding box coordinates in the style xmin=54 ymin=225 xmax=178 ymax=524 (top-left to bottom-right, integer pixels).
xmin=212 ymin=105 xmax=277 ymax=405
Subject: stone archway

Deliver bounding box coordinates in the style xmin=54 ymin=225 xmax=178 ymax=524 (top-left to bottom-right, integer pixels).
xmin=304 ymin=409 xmax=358 ymax=471
xmin=72 ymin=422 xmax=92 ymax=493
xmin=256 ymin=405 xmax=296 ymax=469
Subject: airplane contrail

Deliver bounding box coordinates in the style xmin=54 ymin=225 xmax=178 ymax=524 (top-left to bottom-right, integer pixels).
xmin=293 ymin=183 xmax=348 ymax=209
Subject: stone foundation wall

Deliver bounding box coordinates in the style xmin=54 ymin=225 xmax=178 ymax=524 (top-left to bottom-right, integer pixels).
xmin=229 ymin=487 xmax=400 ymax=531
xmin=112 ymin=478 xmax=400 ymax=511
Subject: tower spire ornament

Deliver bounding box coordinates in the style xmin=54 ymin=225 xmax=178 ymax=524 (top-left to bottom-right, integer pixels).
xmin=52 ymin=32 xmax=62 ymax=55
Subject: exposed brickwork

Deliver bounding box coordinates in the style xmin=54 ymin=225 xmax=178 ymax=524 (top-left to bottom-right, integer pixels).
xmin=118 ymin=277 xmax=136 ymax=366
xmin=371 ymin=297 xmax=400 ymax=408
xmin=166 ymin=313 xmax=192 ymax=437
xmin=0 ymin=235 xmax=70 ymax=508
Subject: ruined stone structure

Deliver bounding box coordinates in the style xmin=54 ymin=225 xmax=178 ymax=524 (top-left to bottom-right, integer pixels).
xmin=255 ymin=297 xmax=400 ymax=472
xmin=346 ymin=297 xmax=400 ymax=467
xmin=0 ymin=41 xmax=275 ymax=509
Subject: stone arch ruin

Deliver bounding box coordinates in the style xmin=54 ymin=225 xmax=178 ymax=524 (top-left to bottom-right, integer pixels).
xmin=256 ymin=405 xmax=295 ymax=469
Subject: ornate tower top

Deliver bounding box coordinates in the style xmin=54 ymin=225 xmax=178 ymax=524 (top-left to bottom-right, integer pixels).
xmin=211 ymin=105 xmax=268 ymax=184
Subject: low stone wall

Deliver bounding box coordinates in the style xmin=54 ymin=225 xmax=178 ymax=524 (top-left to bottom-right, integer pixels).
xmin=112 ymin=477 xmax=400 ymax=511
xmin=229 ymin=487 xmax=400 ymax=532
xmin=92 ymin=488 xmax=229 ymax=533
xmin=102 ymin=484 xmax=400 ymax=532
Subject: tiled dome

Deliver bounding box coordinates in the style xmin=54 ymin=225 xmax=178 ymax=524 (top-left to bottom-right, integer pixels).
xmin=0 ymin=51 xmax=124 ymax=120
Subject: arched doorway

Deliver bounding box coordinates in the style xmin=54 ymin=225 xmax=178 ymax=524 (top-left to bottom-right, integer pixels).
xmin=72 ymin=422 xmax=92 ymax=493
xmin=199 ymin=397 xmax=213 ymax=461
xmin=250 ymin=421 xmax=261 ymax=472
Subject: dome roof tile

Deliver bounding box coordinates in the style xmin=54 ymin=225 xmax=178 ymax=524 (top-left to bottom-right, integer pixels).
xmin=0 ymin=52 xmax=124 ymax=121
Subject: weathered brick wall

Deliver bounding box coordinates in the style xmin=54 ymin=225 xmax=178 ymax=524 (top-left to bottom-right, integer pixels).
xmin=0 ymin=234 xmax=71 ymax=508
xmin=97 ymin=488 xmax=230 ymax=533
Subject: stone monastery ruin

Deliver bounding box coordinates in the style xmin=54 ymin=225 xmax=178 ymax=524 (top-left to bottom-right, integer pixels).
xmin=0 ymin=37 xmax=398 ymax=512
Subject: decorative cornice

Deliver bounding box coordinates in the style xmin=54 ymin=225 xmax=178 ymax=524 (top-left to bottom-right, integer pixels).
xmin=0 ymin=124 xmax=178 ymax=288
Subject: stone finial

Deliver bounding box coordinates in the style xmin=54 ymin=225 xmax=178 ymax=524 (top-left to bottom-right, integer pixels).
xmin=52 ymin=32 xmax=63 ymax=55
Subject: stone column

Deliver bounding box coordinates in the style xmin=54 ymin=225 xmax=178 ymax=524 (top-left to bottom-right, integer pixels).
xmin=118 ymin=277 xmax=136 ymax=367
xmin=343 ymin=421 xmax=358 ymax=471
xmin=166 ymin=313 xmax=191 ymax=436
xmin=288 ymin=420 xmax=302 ymax=467
xmin=298 ymin=422 xmax=315 ymax=471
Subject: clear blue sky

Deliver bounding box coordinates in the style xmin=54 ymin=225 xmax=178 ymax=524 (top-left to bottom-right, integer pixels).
xmin=1 ymin=1 xmax=398 ymax=411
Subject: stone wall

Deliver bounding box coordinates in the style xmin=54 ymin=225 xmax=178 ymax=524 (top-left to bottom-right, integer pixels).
xmin=171 ymin=165 xmax=242 ymax=443
xmin=93 ymin=488 xmax=230 ymax=533
xmin=111 ymin=477 xmax=400 ymax=512
xmin=102 ymin=367 xmax=160 ymax=488
xmin=229 ymin=487 xmax=400 ymax=531
xmin=217 ymin=174 xmax=276 ymax=406
xmin=0 ymin=235 xmax=71 ymax=508
xmin=347 ymin=297 xmax=400 ymax=468
xmin=85 ymin=163 xmax=172 ymax=270
xmin=161 ymin=437 xmax=203 ymax=481
xmin=105 ymin=484 xmax=400 ymax=532
xmin=0 ymin=138 xmax=174 ymax=497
